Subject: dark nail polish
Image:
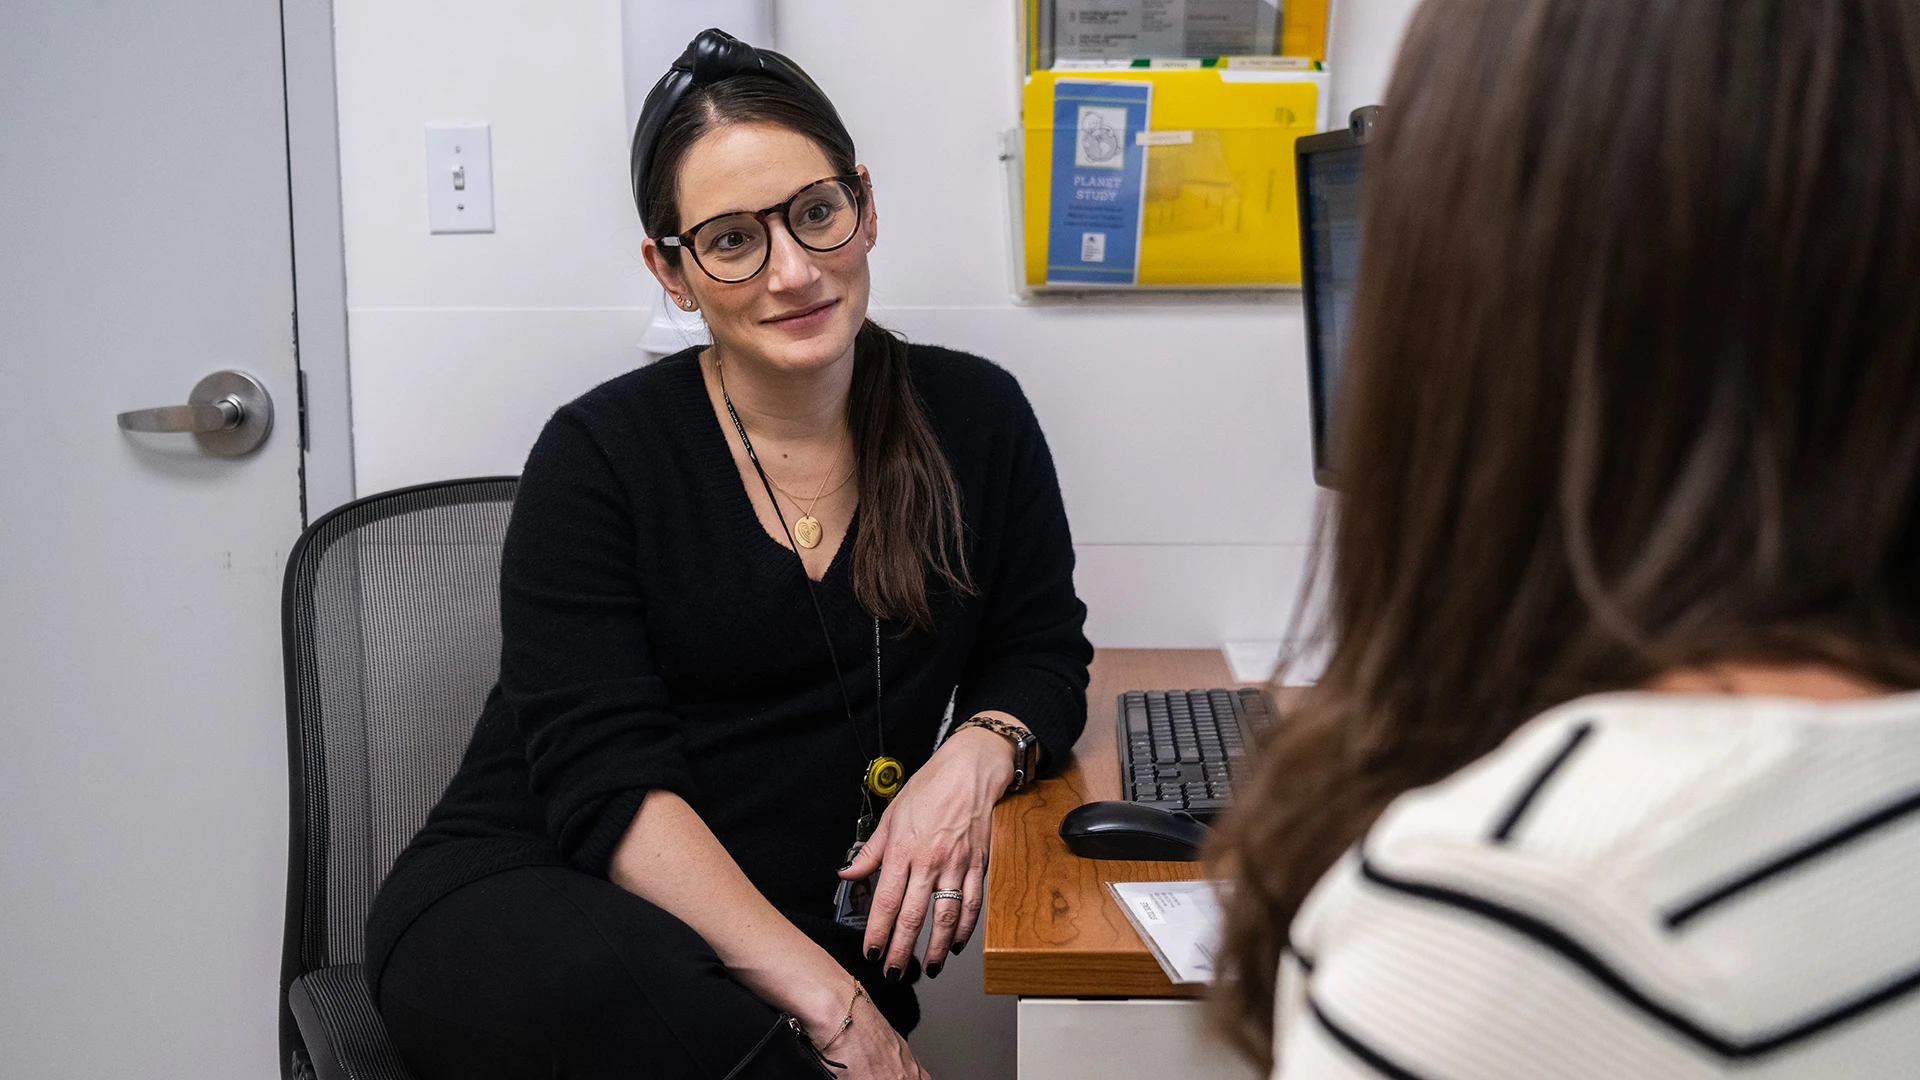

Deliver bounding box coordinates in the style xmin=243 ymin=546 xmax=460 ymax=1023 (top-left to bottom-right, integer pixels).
xmin=886 ymin=966 xmax=902 ymax=982
xmin=837 ymin=861 xmax=853 ymax=872
xmin=951 ymin=939 xmax=966 ymax=954
xmin=866 ymin=946 xmax=881 ymax=963
xmin=926 ymin=961 xmax=943 ymax=979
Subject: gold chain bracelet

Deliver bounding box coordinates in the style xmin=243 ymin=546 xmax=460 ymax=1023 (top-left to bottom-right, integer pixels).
xmin=818 ymin=981 xmax=867 ymax=1051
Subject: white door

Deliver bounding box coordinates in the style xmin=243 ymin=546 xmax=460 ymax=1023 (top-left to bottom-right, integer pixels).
xmin=2 ymin=4 xmax=306 ymax=1078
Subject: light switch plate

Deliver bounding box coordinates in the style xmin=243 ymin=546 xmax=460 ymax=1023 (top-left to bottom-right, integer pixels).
xmin=425 ymin=124 xmax=493 ymax=234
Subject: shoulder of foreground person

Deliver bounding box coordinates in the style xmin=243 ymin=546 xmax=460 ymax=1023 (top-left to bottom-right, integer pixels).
xmin=1274 ymin=692 xmax=1920 ymax=1079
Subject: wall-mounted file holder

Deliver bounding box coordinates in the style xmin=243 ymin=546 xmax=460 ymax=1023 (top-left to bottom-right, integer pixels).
xmin=1009 ymin=66 xmax=1326 ymax=295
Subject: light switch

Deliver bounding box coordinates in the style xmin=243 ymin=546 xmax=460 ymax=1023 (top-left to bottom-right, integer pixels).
xmin=425 ymin=124 xmax=493 ymax=234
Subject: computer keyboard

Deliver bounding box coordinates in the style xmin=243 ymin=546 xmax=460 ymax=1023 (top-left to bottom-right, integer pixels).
xmin=1118 ymin=688 xmax=1278 ymax=823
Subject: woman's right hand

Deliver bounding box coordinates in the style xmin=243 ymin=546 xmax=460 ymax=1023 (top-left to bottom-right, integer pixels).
xmin=811 ymin=990 xmax=930 ymax=1080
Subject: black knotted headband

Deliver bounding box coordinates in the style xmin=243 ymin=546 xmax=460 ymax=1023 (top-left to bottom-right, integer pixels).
xmin=629 ymin=28 xmax=844 ymax=235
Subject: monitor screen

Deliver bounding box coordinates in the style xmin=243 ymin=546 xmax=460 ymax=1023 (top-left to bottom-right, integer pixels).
xmin=1296 ymin=134 xmax=1366 ymax=486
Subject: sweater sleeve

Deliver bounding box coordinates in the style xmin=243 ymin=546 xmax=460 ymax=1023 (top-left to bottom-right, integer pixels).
xmin=495 ymin=407 xmax=697 ymax=876
xmin=951 ymin=378 xmax=1093 ymax=771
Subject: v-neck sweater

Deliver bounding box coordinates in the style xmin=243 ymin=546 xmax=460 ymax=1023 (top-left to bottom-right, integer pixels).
xmin=364 ymin=344 xmax=1093 ymax=994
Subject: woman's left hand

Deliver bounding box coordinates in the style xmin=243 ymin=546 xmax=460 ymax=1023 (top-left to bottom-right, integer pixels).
xmin=838 ymin=719 xmax=1024 ymax=979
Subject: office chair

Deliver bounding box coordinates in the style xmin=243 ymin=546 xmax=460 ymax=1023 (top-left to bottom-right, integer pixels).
xmin=278 ymin=477 xmax=518 ymax=1080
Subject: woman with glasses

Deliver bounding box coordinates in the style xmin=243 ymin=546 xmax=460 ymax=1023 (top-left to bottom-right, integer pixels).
xmin=363 ymin=30 xmax=1092 ymax=1080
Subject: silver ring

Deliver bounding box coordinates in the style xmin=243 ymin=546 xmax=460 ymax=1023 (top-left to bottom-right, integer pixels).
xmin=930 ymin=890 xmax=964 ymax=904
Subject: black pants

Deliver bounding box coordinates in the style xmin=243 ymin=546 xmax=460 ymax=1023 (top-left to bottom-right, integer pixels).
xmin=377 ymin=866 xmax=920 ymax=1080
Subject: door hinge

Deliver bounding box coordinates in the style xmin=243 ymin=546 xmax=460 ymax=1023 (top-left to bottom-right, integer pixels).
xmin=295 ymin=368 xmax=311 ymax=452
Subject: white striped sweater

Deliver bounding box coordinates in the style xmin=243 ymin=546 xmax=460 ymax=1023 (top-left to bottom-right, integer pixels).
xmin=1273 ymin=691 xmax=1920 ymax=1079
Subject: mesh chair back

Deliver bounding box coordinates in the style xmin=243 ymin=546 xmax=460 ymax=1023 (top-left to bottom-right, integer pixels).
xmin=281 ymin=478 xmax=517 ymax=977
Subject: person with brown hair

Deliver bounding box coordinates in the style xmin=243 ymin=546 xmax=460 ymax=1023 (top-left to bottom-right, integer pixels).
xmin=1212 ymin=0 xmax=1920 ymax=1075
xmin=363 ymin=30 xmax=1091 ymax=1080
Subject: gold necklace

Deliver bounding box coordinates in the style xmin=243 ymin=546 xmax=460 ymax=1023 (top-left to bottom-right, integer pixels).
xmin=715 ymin=357 xmax=848 ymax=550
xmin=778 ymin=448 xmax=845 ymax=550
xmin=765 ymin=463 xmax=856 ymax=505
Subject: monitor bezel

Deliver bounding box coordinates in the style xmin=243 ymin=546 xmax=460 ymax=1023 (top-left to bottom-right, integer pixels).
xmin=1295 ymin=126 xmax=1362 ymax=490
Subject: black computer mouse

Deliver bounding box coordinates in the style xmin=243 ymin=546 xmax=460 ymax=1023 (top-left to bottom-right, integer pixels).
xmin=1058 ymin=800 xmax=1212 ymax=861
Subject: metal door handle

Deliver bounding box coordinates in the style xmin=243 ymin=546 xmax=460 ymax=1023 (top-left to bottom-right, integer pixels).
xmin=117 ymin=370 xmax=274 ymax=457
xmin=117 ymin=400 xmax=243 ymax=433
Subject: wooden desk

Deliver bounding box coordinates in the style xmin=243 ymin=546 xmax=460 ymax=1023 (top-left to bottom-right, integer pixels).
xmin=983 ymin=648 xmax=1238 ymax=997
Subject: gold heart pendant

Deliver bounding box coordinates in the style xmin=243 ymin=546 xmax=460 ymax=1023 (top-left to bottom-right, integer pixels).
xmin=794 ymin=515 xmax=822 ymax=549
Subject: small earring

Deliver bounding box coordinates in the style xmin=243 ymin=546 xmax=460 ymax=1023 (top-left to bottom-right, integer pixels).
xmin=678 ymin=297 xmax=695 ymax=311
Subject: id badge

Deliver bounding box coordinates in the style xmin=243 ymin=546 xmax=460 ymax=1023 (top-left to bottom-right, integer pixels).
xmin=833 ymin=841 xmax=879 ymax=929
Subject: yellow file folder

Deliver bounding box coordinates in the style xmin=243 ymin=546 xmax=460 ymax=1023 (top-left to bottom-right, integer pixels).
xmin=1022 ymin=69 xmax=1320 ymax=288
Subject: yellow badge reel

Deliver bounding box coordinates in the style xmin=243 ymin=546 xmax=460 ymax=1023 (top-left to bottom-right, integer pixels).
xmin=864 ymin=756 xmax=905 ymax=799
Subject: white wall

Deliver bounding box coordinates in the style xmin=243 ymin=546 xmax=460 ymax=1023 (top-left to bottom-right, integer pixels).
xmin=333 ymin=0 xmax=1422 ymax=653
xmin=333 ymin=3 xmax=648 ymax=496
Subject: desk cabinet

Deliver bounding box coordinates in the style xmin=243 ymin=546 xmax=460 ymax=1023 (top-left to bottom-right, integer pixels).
xmin=984 ymin=649 xmax=1273 ymax=1079
xmin=1019 ymin=999 xmax=1259 ymax=1080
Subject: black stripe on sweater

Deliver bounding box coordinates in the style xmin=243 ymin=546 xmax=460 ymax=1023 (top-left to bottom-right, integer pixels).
xmin=1308 ymin=998 xmax=1437 ymax=1080
xmin=1663 ymin=782 xmax=1920 ymax=930
xmin=1358 ymin=852 xmax=1920 ymax=1058
xmin=1489 ymin=721 xmax=1594 ymax=843
xmin=1285 ymin=940 xmax=1317 ymax=973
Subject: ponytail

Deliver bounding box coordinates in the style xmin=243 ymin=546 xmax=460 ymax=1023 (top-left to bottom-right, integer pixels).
xmin=847 ymin=319 xmax=974 ymax=630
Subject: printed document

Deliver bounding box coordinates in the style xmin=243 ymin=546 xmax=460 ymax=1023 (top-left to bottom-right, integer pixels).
xmin=1107 ymin=879 xmax=1226 ymax=985
xmin=1055 ymin=0 xmax=1281 ymax=61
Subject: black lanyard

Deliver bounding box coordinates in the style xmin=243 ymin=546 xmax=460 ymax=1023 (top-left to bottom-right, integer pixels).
xmin=716 ymin=362 xmax=900 ymax=838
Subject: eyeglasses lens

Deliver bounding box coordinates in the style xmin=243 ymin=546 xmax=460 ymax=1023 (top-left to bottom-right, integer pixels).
xmin=788 ymin=180 xmax=858 ymax=249
xmin=692 ymin=180 xmax=859 ymax=281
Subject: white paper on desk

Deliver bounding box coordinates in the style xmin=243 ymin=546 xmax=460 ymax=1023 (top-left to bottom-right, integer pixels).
xmin=1107 ymin=880 xmax=1226 ymax=985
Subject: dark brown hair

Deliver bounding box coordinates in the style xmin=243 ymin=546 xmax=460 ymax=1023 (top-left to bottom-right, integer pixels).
xmin=639 ymin=76 xmax=973 ymax=630
xmin=1212 ymin=0 xmax=1920 ymax=1065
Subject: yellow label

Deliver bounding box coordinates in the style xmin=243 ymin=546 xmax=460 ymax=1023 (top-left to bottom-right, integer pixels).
xmin=1226 ymin=56 xmax=1315 ymax=71
xmin=1280 ymin=0 xmax=1330 ymax=61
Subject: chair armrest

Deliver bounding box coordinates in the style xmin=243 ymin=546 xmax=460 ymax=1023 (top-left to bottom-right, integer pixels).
xmin=287 ymin=965 xmax=418 ymax=1080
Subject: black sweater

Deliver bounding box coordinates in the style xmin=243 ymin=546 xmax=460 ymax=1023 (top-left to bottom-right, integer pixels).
xmin=365 ymin=345 xmax=1093 ymax=992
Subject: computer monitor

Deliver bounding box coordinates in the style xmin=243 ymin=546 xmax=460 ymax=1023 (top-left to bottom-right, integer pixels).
xmin=1295 ymin=106 xmax=1376 ymax=488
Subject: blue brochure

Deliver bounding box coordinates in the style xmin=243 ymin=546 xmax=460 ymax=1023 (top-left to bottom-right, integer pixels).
xmin=1046 ymin=80 xmax=1152 ymax=286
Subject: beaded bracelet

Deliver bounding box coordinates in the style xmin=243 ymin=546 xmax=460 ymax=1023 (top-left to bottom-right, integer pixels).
xmin=953 ymin=714 xmax=1039 ymax=792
